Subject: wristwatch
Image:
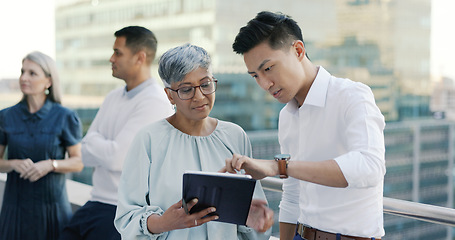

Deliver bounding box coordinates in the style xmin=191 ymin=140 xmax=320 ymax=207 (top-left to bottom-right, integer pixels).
xmin=52 ymin=160 xmax=58 ymax=171
xmin=274 ymin=154 xmax=291 ymax=179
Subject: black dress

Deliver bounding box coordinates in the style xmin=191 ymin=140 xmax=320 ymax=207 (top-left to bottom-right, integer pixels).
xmin=0 ymin=100 xmax=82 ymax=240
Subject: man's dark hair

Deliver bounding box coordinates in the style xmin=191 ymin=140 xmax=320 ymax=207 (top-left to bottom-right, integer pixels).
xmin=233 ymin=11 xmax=304 ymax=55
xmin=115 ymin=26 xmax=158 ymax=65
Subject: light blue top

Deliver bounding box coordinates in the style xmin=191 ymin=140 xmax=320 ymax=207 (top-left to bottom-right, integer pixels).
xmin=115 ymin=119 xmax=271 ymax=240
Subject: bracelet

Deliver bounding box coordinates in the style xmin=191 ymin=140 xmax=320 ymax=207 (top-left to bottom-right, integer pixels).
xmin=274 ymin=154 xmax=291 ymax=179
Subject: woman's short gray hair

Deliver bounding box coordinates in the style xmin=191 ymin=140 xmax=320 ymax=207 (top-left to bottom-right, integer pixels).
xmin=158 ymin=44 xmax=211 ymax=87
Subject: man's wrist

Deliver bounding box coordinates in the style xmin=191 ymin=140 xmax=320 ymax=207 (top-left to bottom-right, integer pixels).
xmin=274 ymin=154 xmax=291 ymax=178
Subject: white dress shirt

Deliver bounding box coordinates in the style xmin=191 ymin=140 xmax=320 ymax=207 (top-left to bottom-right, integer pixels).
xmin=82 ymin=78 xmax=173 ymax=205
xmin=278 ymin=66 xmax=386 ymax=238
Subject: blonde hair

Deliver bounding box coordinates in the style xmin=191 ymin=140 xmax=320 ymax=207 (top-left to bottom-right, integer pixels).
xmin=22 ymin=51 xmax=62 ymax=104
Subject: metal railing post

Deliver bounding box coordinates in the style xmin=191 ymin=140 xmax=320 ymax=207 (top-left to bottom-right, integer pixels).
xmin=412 ymin=124 xmax=420 ymax=203
xmin=447 ymin=125 xmax=454 ymax=240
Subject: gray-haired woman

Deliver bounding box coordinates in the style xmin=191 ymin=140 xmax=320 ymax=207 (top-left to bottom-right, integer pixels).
xmin=0 ymin=51 xmax=83 ymax=240
xmin=115 ymin=44 xmax=273 ymax=240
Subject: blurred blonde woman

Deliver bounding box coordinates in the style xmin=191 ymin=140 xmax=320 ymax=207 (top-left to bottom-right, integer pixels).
xmin=0 ymin=51 xmax=83 ymax=240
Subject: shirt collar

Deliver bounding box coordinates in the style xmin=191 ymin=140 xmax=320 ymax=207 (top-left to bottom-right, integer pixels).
xmin=304 ymin=66 xmax=331 ymax=107
xmin=20 ymin=98 xmax=53 ymax=120
xmin=283 ymin=66 xmax=331 ymax=112
xmin=123 ymin=78 xmax=154 ymax=99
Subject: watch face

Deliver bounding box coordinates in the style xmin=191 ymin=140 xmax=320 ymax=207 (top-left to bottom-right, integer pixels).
xmin=274 ymin=154 xmax=290 ymax=160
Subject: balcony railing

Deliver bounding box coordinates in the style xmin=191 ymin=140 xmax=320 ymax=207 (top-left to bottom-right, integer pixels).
xmin=260 ymin=177 xmax=455 ymax=228
xmin=2 ymin=173 xmax=455 ymax=239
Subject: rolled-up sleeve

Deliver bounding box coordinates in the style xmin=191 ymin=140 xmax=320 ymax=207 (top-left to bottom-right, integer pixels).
xmin=335 ymin=83 xmax=386 ymax=188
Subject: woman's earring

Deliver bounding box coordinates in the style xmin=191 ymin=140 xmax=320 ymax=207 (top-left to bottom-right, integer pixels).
xmin=172 ymin=104 xmax=176 ymax=111
xmin=45 ymin=88 xmax=50 ymax=95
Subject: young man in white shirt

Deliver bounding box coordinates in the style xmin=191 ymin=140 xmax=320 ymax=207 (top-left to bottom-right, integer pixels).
xmin=222 ymin=11 xmax=385 ymax=240
xmin=59 ymin=26 xmax=173 ymax=240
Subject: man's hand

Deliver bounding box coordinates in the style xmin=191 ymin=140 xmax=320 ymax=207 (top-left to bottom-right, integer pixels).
xmin=220 ymin=153 xmax=277 ymax=180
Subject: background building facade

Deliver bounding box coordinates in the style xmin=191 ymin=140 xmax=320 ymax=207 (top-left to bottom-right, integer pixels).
xmin=55 ymin=0 xmax=432 ymax=127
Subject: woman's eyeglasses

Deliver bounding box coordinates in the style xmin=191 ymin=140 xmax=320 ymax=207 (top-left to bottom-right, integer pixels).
xmin=167 ymin=78 xmax=217 ymax=100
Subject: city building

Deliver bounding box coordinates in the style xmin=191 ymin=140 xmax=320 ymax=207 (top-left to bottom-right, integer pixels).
xmin=430 ymin=77 xmax=455 ymax=120
xmin=56 ymin=0 xmax=431 ymax=126
xmin=383 ymin=120 xmax=454 ymax=239
xmin=0 ymin=78 xmax=21 ymax=110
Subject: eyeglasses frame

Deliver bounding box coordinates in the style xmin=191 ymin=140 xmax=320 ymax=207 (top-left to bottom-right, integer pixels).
xmin=166 ymin=78 xmax=218 ymax=100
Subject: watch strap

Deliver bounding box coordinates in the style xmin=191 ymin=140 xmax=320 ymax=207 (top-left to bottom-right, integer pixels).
xmin=274 ymin=154 xmax=290 ymax=179
xmin=277 ymin=159 xmax=288 ymax=178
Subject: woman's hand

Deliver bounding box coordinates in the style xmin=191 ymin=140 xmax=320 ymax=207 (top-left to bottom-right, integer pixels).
xmin=21 ymin=159 xmax=53 ymax=182
xmin=10 ymin=158 xmax=35 ymax=176
xmin=246 ymin=199 xmax=274 ymax=232
xmin=147 ymin=199 xmax=219 ymax=234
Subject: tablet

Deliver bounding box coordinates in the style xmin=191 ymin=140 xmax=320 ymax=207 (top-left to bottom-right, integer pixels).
xmin=182 ymin=170 xmax=256 ymax=225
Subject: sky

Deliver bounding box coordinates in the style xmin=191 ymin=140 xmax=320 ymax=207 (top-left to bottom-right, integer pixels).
xmin=430 ymin=0 xmax=455 ymax=81
xmin=0 ymin=0 xmax=454 ymax=81
xmin=0 ymin=0 xmax=56 ymax=79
